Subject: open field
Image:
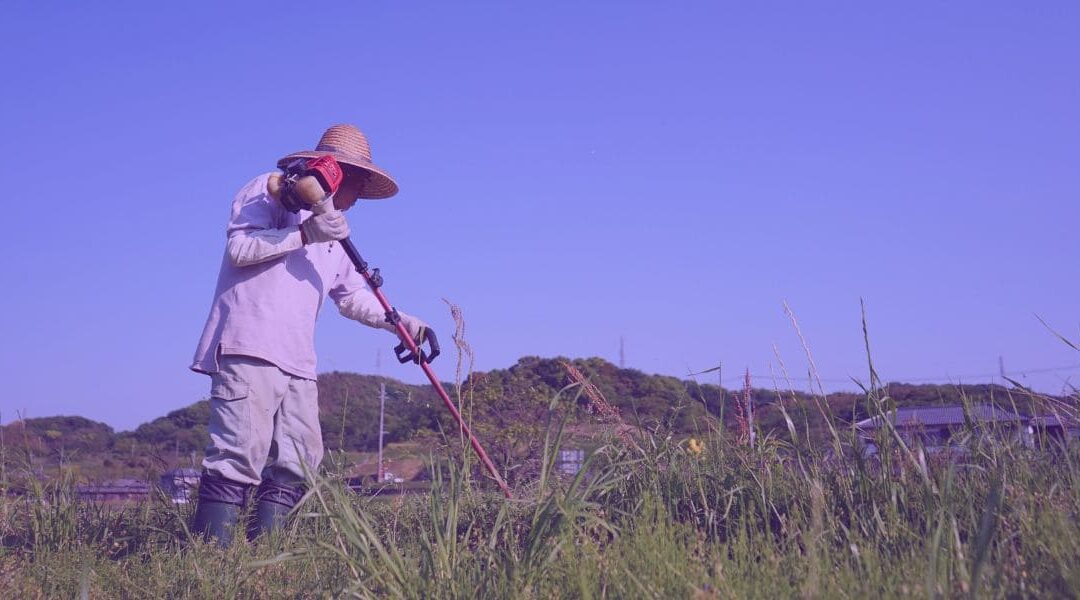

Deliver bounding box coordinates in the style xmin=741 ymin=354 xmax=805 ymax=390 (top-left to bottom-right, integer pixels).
xmin=2 ymin=381 xmax=1079 ymax=599
xmin=4 ymin=2 xmax=1077 ymax=597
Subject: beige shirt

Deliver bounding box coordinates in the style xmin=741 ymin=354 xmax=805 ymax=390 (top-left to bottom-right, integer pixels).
xmin=191 ymin=173 xmax=390 ymax=380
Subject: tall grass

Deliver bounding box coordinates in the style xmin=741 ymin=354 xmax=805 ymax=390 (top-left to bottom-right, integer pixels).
xmin=2 ymin=349 xmax=1079 ymax=597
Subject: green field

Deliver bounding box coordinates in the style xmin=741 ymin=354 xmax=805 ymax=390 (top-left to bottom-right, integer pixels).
xmin=2 ymin=378 xmax=1079 ymax=600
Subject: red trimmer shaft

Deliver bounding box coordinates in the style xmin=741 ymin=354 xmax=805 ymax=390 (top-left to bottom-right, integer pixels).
xmin=338 ymin=237 xmax=513 ymax=499
xmin=275 ymin=157 xmax=511 ymax=498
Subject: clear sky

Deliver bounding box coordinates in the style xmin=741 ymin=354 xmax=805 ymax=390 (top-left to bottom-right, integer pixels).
xmin=1 ymin=2 xmax=1077 ymax=430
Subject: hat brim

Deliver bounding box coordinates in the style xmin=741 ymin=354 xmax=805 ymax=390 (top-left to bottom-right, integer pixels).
xmin=277 ymin=151 xmax=399 ymax=199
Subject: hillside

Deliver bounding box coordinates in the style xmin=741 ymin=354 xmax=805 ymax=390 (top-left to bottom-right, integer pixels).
xmin=1 ymin=356 xmax=1068 ymax=483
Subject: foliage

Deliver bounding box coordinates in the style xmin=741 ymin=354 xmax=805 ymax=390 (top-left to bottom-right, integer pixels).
xmin=1 ymin=378 xmax=1079 ymax=598
xmin=315 ymin=372 xmax=443 ymax=451
xmin=119 ymin=401 xmax=212 ymax=455
xmin=0 ymin=417 xmax=114 ymax=456
xmin=3 ymin=357 xmax=1074 ymax=487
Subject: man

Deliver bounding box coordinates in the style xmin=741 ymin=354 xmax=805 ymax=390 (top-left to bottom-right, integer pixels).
xmin=189 ymin=124 xmax=429 ymax=546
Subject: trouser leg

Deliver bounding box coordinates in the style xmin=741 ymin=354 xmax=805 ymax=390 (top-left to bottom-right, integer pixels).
xmin=263 ymin=375 xmax=324 ymax=483
xmin=250 ymin=375 xmax=323 ymax=539
xmin=195 ymin=355 xmax=285 ymax=546
xmin=201 ymin=355 xmax=285 ymax=485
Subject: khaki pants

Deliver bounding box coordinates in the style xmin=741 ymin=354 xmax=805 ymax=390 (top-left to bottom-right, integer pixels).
xmin=201 ymin=355 xmax=323 ymax=486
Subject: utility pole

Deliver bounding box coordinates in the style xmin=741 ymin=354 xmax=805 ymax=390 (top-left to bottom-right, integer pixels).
xmin=999 ymin=356 xmax=1006 ymax=381
xmin=744 ymin=369 xmax=755 ymax=447
xmin=716 ymin=361 xmax=723 ymax=419
xmin=377 ymin=349 xmax=386 ymax=483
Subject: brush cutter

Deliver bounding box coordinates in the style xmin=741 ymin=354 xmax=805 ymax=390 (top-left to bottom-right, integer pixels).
xmin=270 ymin=156 xmax=513 ymax=499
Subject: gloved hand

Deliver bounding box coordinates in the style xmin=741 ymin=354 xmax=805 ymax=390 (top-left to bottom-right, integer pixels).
xmin=396 ymin=311 xmax=430 ymax=344
xmin=300 ymin=209 xmax=350 ymax=244
xmin=384 ymin=310 xmax=439 ymax=363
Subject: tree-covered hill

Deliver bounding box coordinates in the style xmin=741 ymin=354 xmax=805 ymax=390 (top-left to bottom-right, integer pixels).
xmin=2 ymin=356 xmax=1069 ymax=482
xmin=0 ymin=416 xmax=114 ymax=456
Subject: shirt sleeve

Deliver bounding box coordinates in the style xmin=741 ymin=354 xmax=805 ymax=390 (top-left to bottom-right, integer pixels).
xmin=329 ymin=252 xmax=395 ymax=332
xmin=224 ymin=182 xmax=304 ymax=267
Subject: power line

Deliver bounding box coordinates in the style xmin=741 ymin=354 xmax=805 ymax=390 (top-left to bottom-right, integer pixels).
xmin=690 ymin=362 xmax=1080 ymax=387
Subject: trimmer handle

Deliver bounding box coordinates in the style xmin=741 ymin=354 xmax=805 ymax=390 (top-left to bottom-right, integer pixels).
xmin=273 ymin=156 xmax=343 ymax=214
xmin=395 ymin=327 xmax=441 ymax=364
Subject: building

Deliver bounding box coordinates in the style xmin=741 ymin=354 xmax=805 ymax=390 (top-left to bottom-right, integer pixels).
xmin=158 ymin=468 xmax=201 ymax=504
xmin=76 ymin=478 xmax=151 ymax=502
xmin=1028 ymin=414 xmax=1080 ymax=448
xmin=855 ymin=404 xmax=1030 ymax=456
xmin=557 ymin=449 xmax=585 ymax=476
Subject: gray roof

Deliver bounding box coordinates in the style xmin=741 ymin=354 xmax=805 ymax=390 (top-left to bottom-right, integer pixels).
xmin=856 ymin=404 xmax=1023 ymax=430
xmin=1029 ymin=414 xmax=1080 ymax=428
xmin=163 ymin=468 xmax=201 ymax=477
xmin=76 ymin=479 xmax=151 ymax=494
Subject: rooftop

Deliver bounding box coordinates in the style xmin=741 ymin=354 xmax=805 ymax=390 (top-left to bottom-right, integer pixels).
xmin=856 ymin=404 xmax=1024 ymax=430
xmin=163 ymin=468 xmax=201 ymax=477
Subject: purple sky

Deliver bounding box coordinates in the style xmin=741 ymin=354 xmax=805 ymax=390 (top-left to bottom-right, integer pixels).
xmin=1 ymin=2 xmax=1077 ymax=430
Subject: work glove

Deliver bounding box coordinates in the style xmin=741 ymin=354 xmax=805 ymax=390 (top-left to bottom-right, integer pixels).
xmin=395 ymin=311 xmax=430 ymax=344
xmin=300 ymin=209 xmax=350 ymax=244
xmin=391 ymin=311 xmax=439 ymax=363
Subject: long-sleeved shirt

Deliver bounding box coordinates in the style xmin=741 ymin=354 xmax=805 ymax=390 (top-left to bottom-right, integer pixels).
xmin=191 ymin=173 xmax=390 ymax=380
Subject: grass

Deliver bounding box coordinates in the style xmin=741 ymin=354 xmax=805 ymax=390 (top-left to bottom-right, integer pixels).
xmin=2 ymin=330 xmax=1079 ymax=597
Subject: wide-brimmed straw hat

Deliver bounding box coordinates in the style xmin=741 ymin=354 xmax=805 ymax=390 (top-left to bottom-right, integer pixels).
xmin=277 ymin=124 xmax=398 ymax=199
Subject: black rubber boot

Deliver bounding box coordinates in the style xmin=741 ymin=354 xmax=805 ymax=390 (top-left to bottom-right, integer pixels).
xmin=249 ymin=478 xmax=306 ymax=541
xmin=191 ymin=471 xmax=249 ymax=548
xmin=191 ymin=500 xmax=242 ymax=548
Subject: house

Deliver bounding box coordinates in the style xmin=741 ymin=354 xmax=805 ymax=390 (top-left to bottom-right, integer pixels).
xmin=158 ymin=468 xmax=201 ymax=504
xmin=346 ymin=458 xmax=425 ymax=495
xmin=1028 ymin=414 xmax=1080 ymax=448
xmin=854 ymin=404 xmax=1030 ymax=455
xmin=76 ymin=478 xmax=151 ymax=502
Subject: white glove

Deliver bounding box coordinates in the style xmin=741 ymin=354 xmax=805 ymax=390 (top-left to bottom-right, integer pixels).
xmin=300 ymin=210 xmax=350 ymax=244
xmin=393 ymin=311 xmax=429 ymax=343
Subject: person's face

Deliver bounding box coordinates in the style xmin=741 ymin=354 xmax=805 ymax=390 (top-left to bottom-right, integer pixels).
xmin=333 ymin=169 xmax=368 ymax=210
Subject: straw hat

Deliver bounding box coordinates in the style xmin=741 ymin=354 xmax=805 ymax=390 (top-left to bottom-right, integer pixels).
xmin=277 ymin=124 xmax=398 ymax=199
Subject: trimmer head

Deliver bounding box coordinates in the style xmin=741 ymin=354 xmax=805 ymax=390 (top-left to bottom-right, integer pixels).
xmin=270 ymin=155 xmax=345 ymax=213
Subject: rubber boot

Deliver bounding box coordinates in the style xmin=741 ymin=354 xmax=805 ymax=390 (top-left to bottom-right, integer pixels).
xmin=191 ymin=471 xmax=249 ymax=548
xmin=191 ymin=500 xmax=242 ymax=548
xmin=252 ymin=499 xmax=292 ymax=539
xmin=248 ymin=478 xmax=305 ymax=541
